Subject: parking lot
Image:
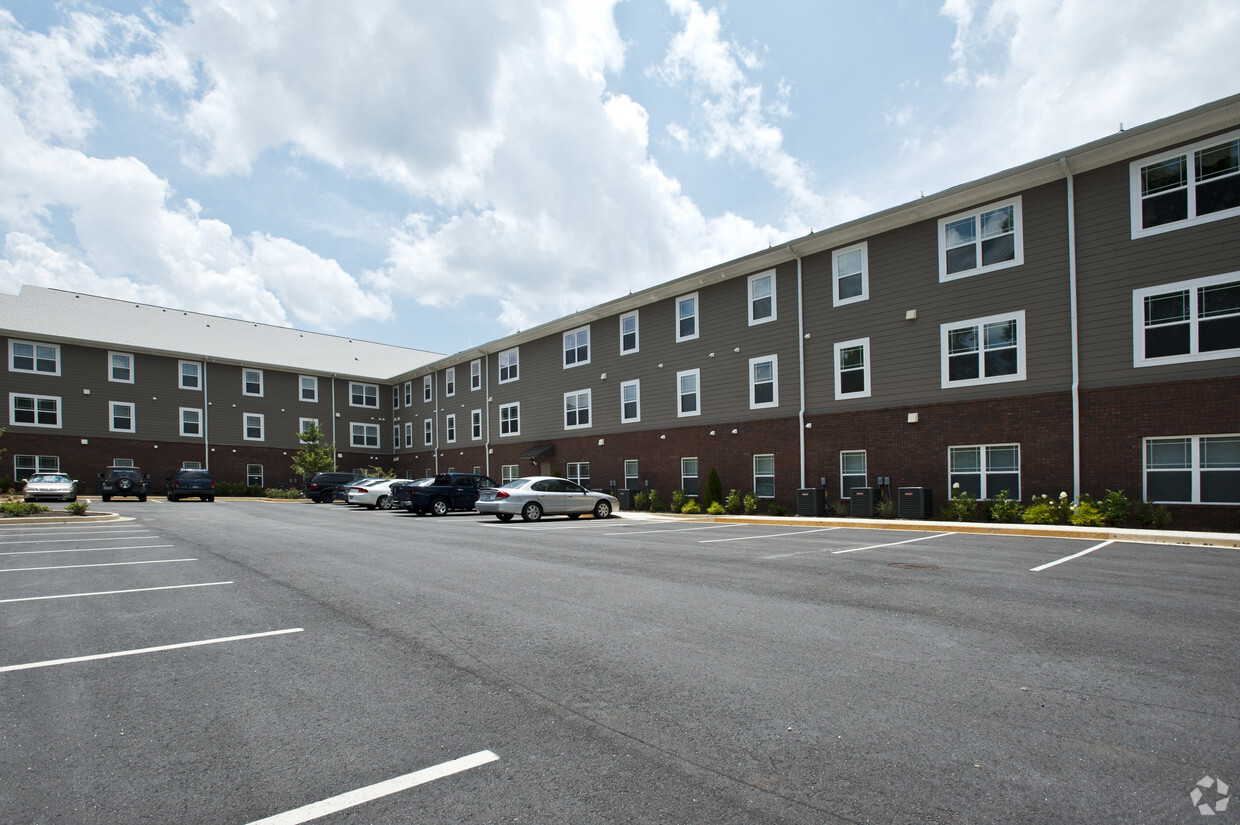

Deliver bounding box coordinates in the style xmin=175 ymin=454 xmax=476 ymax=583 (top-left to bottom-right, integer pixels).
xmin=3 ymin=500 xmax=1237 ymax=824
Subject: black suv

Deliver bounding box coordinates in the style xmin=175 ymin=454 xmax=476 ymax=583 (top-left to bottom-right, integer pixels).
xmin=166 ymin=468 xmax=216 ymax=502
xmin=304 ymin=471 xmax=364 ymax=503
xmin=97 ymin=466 xmax=150 ymax=502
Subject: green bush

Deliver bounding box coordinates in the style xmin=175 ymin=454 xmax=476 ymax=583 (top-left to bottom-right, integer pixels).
xmin=64 ymin=500 xmax=91 ymax=516
xmin=632 ymin=490 xmax=649 ymax=511
xmin=1099 ymin=489 xmax=1131 ymax=527
xmin=875 ymin=495 xmax=897 ymax=519
xmin=828 ymin=499 xmax=850 ymax=517
xmin=985 ymin=491 xmax=1024 ymax=523
xmin=1133 ymin=500 xmax=1172 ymax=529
xmin=1 ymin=500 xmax=50 ymax=517
xmin=648 ymin=488 xmax=665 ymax=512
xmin=940 ymin=484 xmax=978 ymax=522
xmin=724 ymin=489 xmax=743 ymax=515
xmin=1069 ymin=494 xmax=1106 ymax=527
xmin=768 ymin=504 xmax=788 ymax=516
xmin=704 ymin=468 xmax=723 ymax=509
xmin=263 ymin=488 xmax=303 ymax=499
xmin=743 ymin=492 xmax=759 ymax=515
xmin=671 ymin=489 xmax=687 ymax=513
xmin=706 ymin=501 xmax=726 ymax=515
xmin=1022 ymin=493 xmax=1073 ymax=525
xmin=681 ymin=499 xmax=701 ymax=514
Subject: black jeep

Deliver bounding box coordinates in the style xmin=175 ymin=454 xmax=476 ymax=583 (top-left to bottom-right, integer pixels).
xmin=98 ymin=466 xmax=151 ymax=502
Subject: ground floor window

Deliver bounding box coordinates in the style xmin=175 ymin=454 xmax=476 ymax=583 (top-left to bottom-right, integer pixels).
xmin=182 ymin=461 xmax=203 ymax=470
xmin=1145 ymin=435 xmax=1240 ymax=503
xmin=247 ymin=464 xmax=263 ymax=487
xmin=624 ymin=459 xmax=638 ymax=490
xmin=14 ymin=455 xmax=59 ymax=481
xmin=502 ymin=464 xmax=519 ymax=484
xmin=681 ymin=457 xmax=698 ymax=496
xmin=840 ymin=451 xmax=867 ymax=498
xmin=112 ymin=458 xmax=135 ymax=468
xmin=948 ymin=443 xmax=1020 ymax=499
xmin=753 ymin=454 xmax=775 ymax=497
xmin=567 ymin=462 xmax=589 ymax=488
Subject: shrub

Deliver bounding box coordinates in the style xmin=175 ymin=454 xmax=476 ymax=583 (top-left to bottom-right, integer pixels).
xmin=1 ymin=500 xmax=50 ymax=517
xmin=724 ymin=489 xmax=743 ymax=515
xmin=1133 ymin=500 xmax=1172 ymax=530
xmin=985 ymin=491 xmax=1024 ymax=523
xmin=632 ymin=490 xmax=649 ymax=511
xmin=648 ymin=488 xmax=665 ymax=512
xmin=706 ymin=501 xmax=726 ymax=515
xmin=64 ymin=500 xmax=91 ymax=516
xmin=828 ymin=499 xmax=850 ymax=517
xmin=681 ymin=499 xmax=701 ymax=514
xmin=214 ymin=480 xmax=249 ymax=496
xmin=263 ymin=488 xmax=302 ymax=499
xmin=768 ymin=504 xmax=788 ymax=517
xmin=1022 ymin=492 xmax=1073 ymax=525
xmin=1099 ymin=489 xmax=1131 ymax=527
xmin=1069 ymin=494 xmax=1106 ymax=527
xmin=704 ymin=468 xmax=723 ymax=509
xmin=875 ymin=495 xmax=897 ymax=519
xmin=940 ymin=484 xmax=978 ymax=522
xmin=671 ymin=489 xmax=687 ymax=513
xmin=743 ymin=492 xmax=759 ymax=515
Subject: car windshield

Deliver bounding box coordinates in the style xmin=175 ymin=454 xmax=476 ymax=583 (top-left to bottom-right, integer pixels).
xmin=29 ymin=474 xmax=69 ymax=483
xmin=500 ymin=478 xmax=532 ymax=489
xmin=178 ymin=471 xmax=211 ymax=480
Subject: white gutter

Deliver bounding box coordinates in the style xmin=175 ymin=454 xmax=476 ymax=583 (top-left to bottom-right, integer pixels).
xmin=792 ymin=250 xmax=807 ymax=489
xmin=1060 ymin=157 xmax=1082 ymax=501
xmin=202 ymin=361 xmax=210 ymax=470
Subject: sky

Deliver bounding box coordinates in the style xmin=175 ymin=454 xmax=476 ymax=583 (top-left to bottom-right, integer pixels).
xmin=0 ymin=0 xmax=1237 ymax=357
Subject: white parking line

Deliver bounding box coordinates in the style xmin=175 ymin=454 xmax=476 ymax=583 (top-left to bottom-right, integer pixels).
xmin=245 ymin=750 xmax=500 ymax=825
xmin=1030 ymin=540 xmax=1114 ymax=572
xmin=0 ymin=533 xmax=156 ymax=545
xmin=606 ymin=524 xmax=740 ymax=536
xmin=0 ymin=581 xmax=232 ymax=604
xmin=0 ymin=558 xmax=196 ymax=573
xmin=0 ymin=544 xmax=174 ymax=557
xmin=700 ymin=527 xmax=842 ymax=544
xmin=0 ymin=628 xmax=303 ymax=673
xmin=829 ymin=533 xmax=955 ymax=555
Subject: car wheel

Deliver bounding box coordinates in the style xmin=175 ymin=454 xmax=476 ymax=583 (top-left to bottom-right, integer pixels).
xmin=207 ymin=497 xmax=215 ymax=502
xmin=497 ymin=513 xmax=514 ymax=522
xmin=430 ymin=498 xmax=449 ymax=517
xmin=594 ymin=500 xmax=613 ymax=519
xmin=521 ymin=502 xmax=543 ymax=522
xmin=376 ymin=495 xmax=392 ymax=510
xmin=117 ymin=478 xmax=133 ymax=492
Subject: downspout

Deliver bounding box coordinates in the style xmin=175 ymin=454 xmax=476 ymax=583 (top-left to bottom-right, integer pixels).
xmin=330 ymin=376 xmax=337 ymax=471
xmin=1060 ymin=156 xmax=1081 ymax=501
xmin=791 ymin=247 xmax=807 ymax=490
xmin=202 ymin=360 xmax=210 ymax=470
xmin=484 ymin=354 xmax=491 ymax=478
xmin=433 ymin=373 xmax=440 ymax=475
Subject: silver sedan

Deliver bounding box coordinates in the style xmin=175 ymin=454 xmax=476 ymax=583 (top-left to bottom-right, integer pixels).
xmin=23 ymin=473 xmax=78 ymax=502
xmin=476 ymin=476 xmax=618 ymax=522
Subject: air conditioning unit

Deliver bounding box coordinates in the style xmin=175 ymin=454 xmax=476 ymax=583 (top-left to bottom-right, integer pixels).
xmin=796 ymin=488 xmax=825 ymax=517
xmin=897 ymin=487 xmax=933 ymax=519
xmin=850 ymin=487 xmax=875 ymax=518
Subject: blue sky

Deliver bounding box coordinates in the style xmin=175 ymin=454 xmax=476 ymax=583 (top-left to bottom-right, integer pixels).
xmin=1 ymin=0 xmax=1237 ymax=356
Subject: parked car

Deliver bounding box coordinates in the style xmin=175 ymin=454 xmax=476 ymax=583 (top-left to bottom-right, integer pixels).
xmin=396 ymin=472 xmax=499 ymax=516
xmin=304 ymin=471 xmax=364 ymax=503
xmin=476 ymin=476 xmax=618 ymax=522
xmin=22 ymin=473 xmax=78 ymax=502
xmin=166 ymin=468 xmax=215 ymax=502
xmin=345 ymin=478 xmax=400 ymax=510
xmin=97 ymin=466 xmax=150 ymax=502
xmin=388 ymin=477 xmax=434 ymax=511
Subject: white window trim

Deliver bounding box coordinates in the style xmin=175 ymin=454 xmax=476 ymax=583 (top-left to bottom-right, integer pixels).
xmin=243 ymin=368 xmax=264 ymax=397
xmin=299 ymin=417 xmax=319 ymax=435
xmin=10 ymin=393 xmax=62 ymax=429
xmin=840 ymin=450 xmax=867 ymax=497
xmin=244 ymin=413 xmax=265 ymax=442
xmin=948 ymin=443 xmax=1022 ymax=500
xmin=832 ymin=242 xmax=869 ymax=307
xmin=499 ymin=348 xmax=519 ymax=384
xmin=675 ymin=293 xmax=700 ymax=342
xmin=471 ymin=409 xmax=483 ymax=441
xmin=620 ymin=311 xmax=640 ymax=355
xmin=423 ymin=375 xmax=433 ymax=402
xmin=620 ymin=379 xmax=641 ymax=424
xmin=499 ymin=402 xmax=520 ymax=437
xmin=179 ymin=360 xmax=202 ymax=391
xmin=445 ymin=413 xmax=457 ymax=443
xmin=349 ymin=381 xmax=379 ymax=408
xmin=681 ymin=457 xmax=699 ymax=496
xmin=937 ymin=196 xmax=1024 ymax=282
xmin=8 ymin=340 xmax=61 ymax=376
xmin=1132 ymin=271 xmax=1240 ymax=367
xmin=940 ymin=310 xmax=1027 ymax=389
xmin=470 ymin=359 xmax=482 ymax=390
xmin=1144 ymin=434 xmax=1240 ymax=504
xmin=564 ymin=389 xmax=592 ymax=430
xmin=748 ymin=270 xmax=777 ymax=326
xmin=749 ymin=355 xmax=779 ymax=409
xmin=108 ymin=351 xmax=134 ymax=384
xmin=351 ymin=422 xmax=379 ymax=448
xmin=833 ymin=338 xmax=872 ymax=400
xmin=677 ymin=368 xmax=701 ymax=418
xmin=446 ymin=367 xmax=456 ymax=397
xmin=1130 ymin=128 xmax=1240 ymax=239
xmin=563 ymin=325 xmax=591 ymax=369
xmin=404 ymin=421 xmax=414 ymax=448
xmin=753 ymin=454 xmax=775 ymax=498
xmin=179 ymin=407 xmax=203 ymax=438
xmin=424 ymin=418 xmax=434 ymax=446
xmin=299 ymin=375 xmax=319 ymax=403
xmin=109 ymin=401 xmax=136 ymax=433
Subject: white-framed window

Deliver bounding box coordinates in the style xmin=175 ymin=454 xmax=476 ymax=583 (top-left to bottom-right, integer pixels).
xmin=422 ymin=375 xmax=433 ymax=402
xmin=624 ymin=459 xmax=639 ymax=490
xmin=502 ymin=464 xmax=520 ymax=484
xmin=681 ymin=457 xmax=699 ymax=496
xmin=834 ymin=338 xmax=871 ymax=399
xmin=244 ymin=413 xmax=264 ymax=441
xmin=300 ymin=375 xmax=318 ymax=402
xmin=676 ymin=293 xmax=699 ymax=342
xmin=941 ymin=311 xmax=1026 ymax=388
xmin=470 ymin=359 xmax=482 ymax=390
xmin=753 ymin=454 xmax=775 ymax=498
xmin=109 ymin=351 xmax=133 ymax=383
xmin=351 ymin=423 xmax=379 ymax=448
xmin=14 ymin=455 xmax=59 ymax=480
xmin=446 ymin=367 xmax=456 ymax=396
xmin=393 ymin=424 xmax=401 ymax=447
xmin=404 ymin=421 xmax=414 ymax=448
xmin=112 ymin=458 xmax=135 ymax=468
xmin=749 ymin=356 xmax=778 ymax=409
xmin=182 ymin=461 xmax=203 ymax=470
xmin=567 ymin=462 xmax=590 ymax=488
xmin=499 ymin=348 xmax=519 ymax=383
xmin=563 ymin=326 xmax=590 ymax=368
xmin=1131 ymin=129 xmax=1240 ymax=238
xmin=180 ymin=407 xmax=203 ymax=437
xmin=299 ymin=417 xmax=319 ymax=435
xmin=499 ymin=402 xmax=520 ymax=436
xmin=243 ymin=368 xmax=263 ymax=397
xmin=446 ymin=413 xmax=457 ymax=443
xmin=564 ymin=389 xmax=591 ymax=429
xmin=1133 ymin=273 xmax=1240 ymax=366
xmin=179 ymin=360 xmax=202 ymax=390
xmin=620 ymin=379 xmax=640 ymax=423
xmin=471 ymin=409 xmax=483 ymax=441
xmin=393 ymin=386 xmax=401 ymax=409
xmin=832 ymin=242 xmax=869 ymax=306
xmin=9 ymin=340 xmax=60 ymax=375
xmin=10 ymin=394 xmax=60 ymax=428
xmin=840 ymin=451 xmax=867 ymax=498
xmin=350 ymin=382 xmax=378 ymax=408
xmin=748 ymin=271 xmax=776 ymax=325
xmin=938 ymin=196 xmax=1023 ymax=282
xmin=677 ymin=368 xmax=700 ymax=417
xmin=949 ymin=444 xmax=1020 ymax=500
xmin=247 ymin=464 xmax=264 ymax=487
xmin=1144 ymin=435 xmax=1240 ymax=504
xmin=109 ymin=401 xmax=135 ymax=433
xmin=620 ymin=311 xmax=639 ymax=355
xmin=424 ymin=418 xmax=434 ymax=446
xmin=402 ymin=381 xmax=412 ymax=406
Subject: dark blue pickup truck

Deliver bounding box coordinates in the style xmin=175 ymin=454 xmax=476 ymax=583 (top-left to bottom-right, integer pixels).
xmin=391 ymin=473 xmax=498 ymax=515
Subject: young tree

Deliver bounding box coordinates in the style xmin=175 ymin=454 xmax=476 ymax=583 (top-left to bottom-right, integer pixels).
xmin=704 ymin=467 xmax=723 ymax=509
xmin=290 ymin=421 xmax=335 ymax=480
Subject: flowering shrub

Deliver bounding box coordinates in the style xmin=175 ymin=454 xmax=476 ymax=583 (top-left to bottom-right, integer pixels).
xmin=985 ymin=490 xmax=1024 ymax=523
xmin=64 ymin=499 xmax=92 ymax=516
xmin=940 ymin=483 xmax=978 ymax=522
xmin=1022 ymin=492 xmax=1073 ymax=524
xmin=1069 ymin=494 xmax=1106 ymax=527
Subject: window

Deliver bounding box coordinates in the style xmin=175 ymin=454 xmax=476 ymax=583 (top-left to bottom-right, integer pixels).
xmin=681 ymin=457 xmax=699 ymax=496
xmin=350 ymin=382 xmax=378 ymax=408
xmin=748 ymin=271 xmax=776 ymax=325
xmin=299 ymin=418 xmax=320 ymax=435
xmin=499 ymin=348 xmax=519 ymax=383
xmin=677 ymin=368 xmax=700 ymax=417
xmin=834 ymin=338 xmax=871 ymax=399
xmin=502 ymin=464 xmax=520 ymax=484
xmin=563 ymin=326 xmax=590 ymax=368
xmin=180 ymin=407 xmax=203 ymax=437
xmin=840 ymin=451 xmax=867 ymax=498
xmin=446 ymin=414 xmax=457 ymax=443
xmin=1133 ymin=273 xmax=1240 ymax=366
xmin=424 ymin=418 xmax=434 ymax=446
xmin=109 ymin=401 xmax=135 ymax=433
xmin=300 ymin=376 xmax=318 ymax=402
xmin=833 ymin=243 xmax=869 ymax=306
xmin=470 ymin=359 xmax=482 ymax=390
xmin=112 ymin=458 xmax=135 ymax=468
xmin=446 ymin=367 xmax=456 ymax=396
xmin=244 ymin=413 xmax=264 ymax=441
xmin=949 ymin=444 xmax=1020 ymax=500
xmin=499 ymin=402 xmax=520 ymax=436
xmin=620 ymin=311 xmax=639 ymax=354
xmin=109 ymin=351 xmax=133 ymax=383
xmin=423 ymin=375 xmax=433 ymax=402
xmin=404 ymin=422 xmax=414 ymax=448
xmin=393 ymin=386 xmax=400 ymax=409
xmin=1145 ymin=435 xmax=1240 ymax=504
xmin=676 ymin=293 xmax=699 ymax=342
xmin=1131 ymin=130 xmax=1240 ymax=237
xmin=247 ymin=464 xmax=264 ymax=487
xmin=14 ymin=455 xmax=59 ymax=480
xmin=243 ymin=368 xmax=263 ymax=396
xmin=620 ymin=380 xmax=641 ymax=423
xmin=564 ymin=389 xmax=591 ymax=429
xmin=182 ymin=461 xmax=203 ymax=470
xmin=938 ymin=196 xmax=1023 ymax=281
xmin=351 ymin=423 xmax=379 ymax=448
xmin=567 ymin=462 xmax=590 ymax=488
xmin=10 ymin=394 xmax=60 ymax=428
xmin=941 ymin=311 xmax=1025 ymax=388
xmin=753 ymin=454 xmax=775 ymax=498
xmin=749 ymin=356 xmax=778 ymax=409
xmin=9 ymin=340 xmax=59 ymax=375
xmin=624 ymin=459 xmax=639 ymax=490
xmin=179 ymin=360 xmax=201 ymax=390
xmin=471 ymin=409 xmax=483 ymax=440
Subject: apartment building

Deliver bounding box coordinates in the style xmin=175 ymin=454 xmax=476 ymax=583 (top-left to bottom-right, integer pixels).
xmin=4 ymin=95 xmax=1238 ymax=529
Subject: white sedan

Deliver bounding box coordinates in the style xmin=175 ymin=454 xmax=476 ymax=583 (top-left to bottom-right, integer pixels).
xmin=23 ymin=473 xmax=78 ymax=502
xmin=476 ymin=476 xmax=618 ymax=522
xmin=345 ymin=478 xmax=399 ymax=510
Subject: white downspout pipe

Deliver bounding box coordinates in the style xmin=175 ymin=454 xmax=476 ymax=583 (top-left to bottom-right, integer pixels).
xmin=1060 ymin=156 xmax=1081 ymax=501
xmin=792 ymin=248 xmax=807 ymax=490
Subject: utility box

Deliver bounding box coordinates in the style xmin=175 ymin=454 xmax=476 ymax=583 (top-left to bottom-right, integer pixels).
xmin=897 ymin=487 xmax=933 ymax=519
xmin=615 ymin=488 xmax=634 ymax=510
xmin=796 ymin=488 xmax=825 ymax=517
xmin=850 ymin=487 xmax=875 ymax=518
